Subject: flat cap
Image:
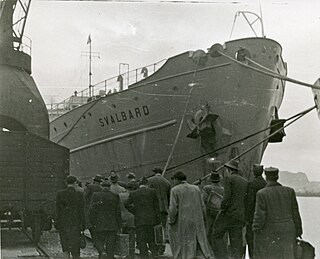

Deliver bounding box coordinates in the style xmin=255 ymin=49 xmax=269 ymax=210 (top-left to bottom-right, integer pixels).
xmin=93 ymin=174 xmax=103 ymax=182
xmin=126 ymin=172 xmax=136 ymax=179
xmin=101 ymin=180 xmax=111 ymax=187
xmin=264 ymin=167 xmax=279 ymax=176
xmin=152 ymin=167 xmax=163 ymax=174
xmin=210 ymin=172 xmax=220 ymax=182
xmin=253 ymin=164 xmax=264 ymax=175
xmin=171 ymin=171 xmax=187 ymax=181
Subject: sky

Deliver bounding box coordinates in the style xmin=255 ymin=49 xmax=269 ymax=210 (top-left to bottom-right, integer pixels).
xmin=23 ymin=0 xmax=320 ymax=180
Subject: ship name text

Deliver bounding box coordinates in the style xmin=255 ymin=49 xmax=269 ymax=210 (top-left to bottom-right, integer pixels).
xmin=98 ymin=105 xmax=150 ymax=127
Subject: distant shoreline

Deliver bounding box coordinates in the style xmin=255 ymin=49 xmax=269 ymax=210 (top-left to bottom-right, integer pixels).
xmin=296 ymin=193 xmax=320 ymax=197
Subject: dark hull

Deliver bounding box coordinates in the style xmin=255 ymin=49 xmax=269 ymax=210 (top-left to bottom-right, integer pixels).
xmin=50 ymin=37 xmax=286 ymax=182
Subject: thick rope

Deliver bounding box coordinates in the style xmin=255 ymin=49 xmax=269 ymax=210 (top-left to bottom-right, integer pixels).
xmin=217 ymin=50 xmax=320 ymax=90
xmin=166 ymin=106 xmax=315 ymax=173
xmin=192 ymin=105 xmax=316 ymax=185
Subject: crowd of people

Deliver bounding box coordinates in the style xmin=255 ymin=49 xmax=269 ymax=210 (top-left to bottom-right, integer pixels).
xmin=55 ymin=162 xmax=303 ymax=259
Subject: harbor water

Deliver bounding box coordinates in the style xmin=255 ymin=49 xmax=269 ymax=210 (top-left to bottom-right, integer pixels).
xmin=297 ymin=196 xmax=320 ymax=258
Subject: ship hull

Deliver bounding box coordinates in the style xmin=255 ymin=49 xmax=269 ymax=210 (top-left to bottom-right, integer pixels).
xmin=50 ymin=37 xmax=286 ymax=182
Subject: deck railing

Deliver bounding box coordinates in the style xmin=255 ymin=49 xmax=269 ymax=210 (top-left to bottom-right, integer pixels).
xmin=47 ymin=59 xmax=167 ymax=116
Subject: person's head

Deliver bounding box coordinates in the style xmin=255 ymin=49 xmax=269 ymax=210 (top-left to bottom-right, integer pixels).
xmin=93 ymin=174 xmax=103 ymax=184
xmin=109 ymin=172 xmax=119 ymax=183
xmin=66 ymin=175 xmax=77 ymax=186
xmin=126 ymin=172 xmax=136 ymax=181
xmin=253 ymin=164 xmax=264 ymax=177
xmin=152 ymin=167 xmax=163 ymax=175
xmin=139 ymin=176 xmax=149 ymax=187
xmin=171 ymin=171 xmax=187 ymax=185
xmin=264 ymin=167 xmax=279 ymax=182
xmin=100 ymin=180 xmax=111 ymax=190
xmin=210 ymin=171 xmax=220 ymax=183
xmin=126 ymin=180 xmax=139 ymax=191
xmin=224 ymin=160 xmax=239 ymax=174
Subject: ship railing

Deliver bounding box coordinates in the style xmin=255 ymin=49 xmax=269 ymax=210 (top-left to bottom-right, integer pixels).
xmin=47 ymin=59 xmax=167 ymax=114
xmin=18 ymin=35 xmax=32 ymax=56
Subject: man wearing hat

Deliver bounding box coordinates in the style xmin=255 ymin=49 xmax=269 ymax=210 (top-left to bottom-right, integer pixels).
xmin=147 ymin=167 xmax=171 ymax=255
xmin=253 ymin=167 xmax=302 ymax=259
xmin=202 ymin=171 xmax=224 ymax=248
xmin=89 ymin=180 xmax=122 ymax=259
xmin=56 ymin=175 xmax=86 ymax=259
xmin=168 ymin=171 xmax=212 ymax=259
xmin=245 ymin=164 xmax=267 ymax=259
xmin=109 ymin=171 xmax=126 ymax=194
xmin=125 ymin=177 xmax=160 ymax=258
xmin=212 ymin=160 xmax=248 ymax=259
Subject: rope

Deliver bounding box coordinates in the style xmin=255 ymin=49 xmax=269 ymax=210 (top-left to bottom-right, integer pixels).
xmin=166 ymin=106 xmax=314 ymax=173
xmin=217 ymin=50 xmax=320 ymax=90
xmin=192 ymin=105 xmax=316 ymax=185
xmin=162 ymin=57 xmax=201 ymax=176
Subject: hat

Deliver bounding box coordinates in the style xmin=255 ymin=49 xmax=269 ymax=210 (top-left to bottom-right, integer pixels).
xmin=66 ymin=175 xmax=77 ymax=184
xmin=101 ymin=180 xmax=111 ymax=187
xmin=109 ymin=172 xmax=119 ymax=183
xmin=210 ymin=172 xmax=220 ymax=183
xmin=225 ymin=160 xmax=239 ymax=171
xmin=152 ymin=167 xmax=163 ymax=174
xmin=139 ymin=176 xmax=149 ymax=186
xmin=171 ymin=171 xmax=187 ymax=181
xmin=93 ymin=174 xmax=103 ymax=183
xmin=126 ymin=172 xmax=136 ymax=179
xmin=127 ymin=180 xmax=139 ymax=190
xmin=253 ymin=164 xmax=264 ymax=176
xmin=264 ymin=167 xmax=279 ymax=177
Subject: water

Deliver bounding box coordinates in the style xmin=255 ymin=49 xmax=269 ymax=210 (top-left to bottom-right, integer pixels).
xmin=297 ymin=196 xmax=320 ymax=258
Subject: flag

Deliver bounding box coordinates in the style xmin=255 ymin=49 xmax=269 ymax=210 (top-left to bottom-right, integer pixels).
xmin=87 ymin=34 xmax=91 ymax=44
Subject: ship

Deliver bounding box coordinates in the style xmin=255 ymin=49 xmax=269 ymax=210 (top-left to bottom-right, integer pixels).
xmin=48 ymin=11 xmax=287 ymax=183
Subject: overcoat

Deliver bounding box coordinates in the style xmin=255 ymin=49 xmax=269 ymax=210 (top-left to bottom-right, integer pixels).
xmin=148 ymin=174 xmax=171 ymax=213
xmin=88 ymin=189 xmax=122 ymax=232
xmin=253 ymin=182 xmax=302 ymax=259
xmin=56 ymin=186 xmax=86 ymax=230
xmin=124 ymin=186 xmax=160 ymax=227
xmin=168 ymin=182 xmax=212 ymax=259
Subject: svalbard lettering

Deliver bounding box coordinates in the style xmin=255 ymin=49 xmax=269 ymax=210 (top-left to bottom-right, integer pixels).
xmin=99 ymin=105 xmax=149 ymax=127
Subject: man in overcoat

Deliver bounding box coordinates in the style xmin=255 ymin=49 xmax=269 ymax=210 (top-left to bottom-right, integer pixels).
xmin=168 ymin=171 xmax=212 ymax=259
xmin=245 ymin=164 xmax=267 ymax=258
xmin=56 ymin=175 xmax=86 ymax=259
xmin=124 ymin=177 xmax=160 ymax=258
xmin=148 ymin=167 xmax=171 ymax=254
xmin=253 ymin=167 xmax=302 ymax=259
xmin=212 ymin=160 xmax=248 ymax=259
xmin=88 ymin=180 xmax=122 ymax=259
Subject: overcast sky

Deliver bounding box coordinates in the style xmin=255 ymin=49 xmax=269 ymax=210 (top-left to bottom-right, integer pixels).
xmin=24 ymin=0 xmax=320 ymax=180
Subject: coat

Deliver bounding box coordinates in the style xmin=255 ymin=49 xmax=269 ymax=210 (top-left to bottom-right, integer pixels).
xmin=245 ymin=176 xmax=267 ymax=223
xmin=168 ymin=182 xmax=212 ymax=259
xmin=56 ymin=186 xmax=85 ymax=230
xmin=84 ymin=183 xmax=101 ymax=205
xmin=252 ymin=182 xmax=303 ymax=259
xmin=148 ymin=173 xmax=171 ymax=213
xmin=124 ymin=186 xmax=160 ymax=227
xmin=221 ymin=173 xmax=248 ymax=222
xmin=119 ymin=192 xmax=135 ymax=228
xmin=88 ymin=189 xmax=122 ymax=232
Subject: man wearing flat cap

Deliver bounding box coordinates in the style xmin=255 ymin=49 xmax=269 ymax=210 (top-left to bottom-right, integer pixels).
xmin=245 ymin=164 xmax=267 ymax=259
xmin=253 ymin=167 xmax=302 ymax=259
xmin=148 ymin=167 xmax=171 ymax=254
xmin=89 ymin=180 xmax=122 ymax=259
xmin=168 ymin=171 xmax=212 ymax=259
xmin=56 ymin=175 xmax=86 ymax=259
xmin=212 ymin=160 xmax=248 ymax=259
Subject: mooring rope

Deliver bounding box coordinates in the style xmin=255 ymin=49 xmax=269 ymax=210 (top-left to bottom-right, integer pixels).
xmin=191 ymin=105 xmax=316 ymax=185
